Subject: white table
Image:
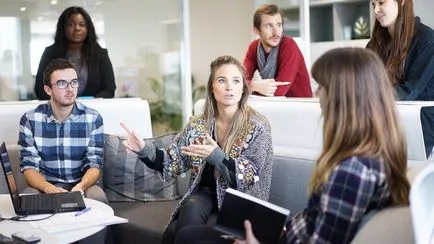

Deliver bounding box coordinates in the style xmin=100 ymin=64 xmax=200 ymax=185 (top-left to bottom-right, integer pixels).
xmin=0 ymin=194 xmax=114 ymax=244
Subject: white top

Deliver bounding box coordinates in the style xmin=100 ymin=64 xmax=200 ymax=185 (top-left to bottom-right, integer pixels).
xmin=0 ymin=194 xmax=114 ymax=244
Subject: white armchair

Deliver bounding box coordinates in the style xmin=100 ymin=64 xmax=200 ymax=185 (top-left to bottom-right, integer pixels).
xmin=410 ymin=163 xmax=434 ymax=244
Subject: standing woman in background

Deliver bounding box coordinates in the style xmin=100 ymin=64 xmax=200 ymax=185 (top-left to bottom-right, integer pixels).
xmin=367 ymin=0 xmax=434 ymax=157
xmin=34 ymin=6 xmax=116 ymax=100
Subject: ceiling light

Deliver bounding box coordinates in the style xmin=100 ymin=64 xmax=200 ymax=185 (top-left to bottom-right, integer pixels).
xmin=50 ymin=0 xmax=58 ymax=5
xmin=20 ymin=6 xmax=26 ymax=12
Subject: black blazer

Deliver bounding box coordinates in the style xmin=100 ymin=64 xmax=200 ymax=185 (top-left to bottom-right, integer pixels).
xmin=34 ymin=44 xmax=116 ymax=100
xmin=401 ymin=18 xmax=434 ymax=157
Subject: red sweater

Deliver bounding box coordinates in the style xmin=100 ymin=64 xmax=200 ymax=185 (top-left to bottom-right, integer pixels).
xmin=243 ymin=36 xmax=312 ymax=97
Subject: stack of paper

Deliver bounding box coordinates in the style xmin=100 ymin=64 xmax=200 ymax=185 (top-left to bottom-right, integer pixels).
xmin=28 ymin=209 xmax=128 ymax=233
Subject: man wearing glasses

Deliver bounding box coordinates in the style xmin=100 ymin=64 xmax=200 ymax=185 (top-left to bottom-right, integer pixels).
xmin=18 ymin=58 xmax=107 ymax=204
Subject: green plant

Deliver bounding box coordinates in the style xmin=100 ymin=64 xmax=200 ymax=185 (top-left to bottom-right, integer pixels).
xmin=147 ymin=77 xmax=163 ymax=99
xmin=147 ymin=77 xmax=182 ymax=135
xmin=193 ymin=85 xmax=207 ymax=103
xmin=353 ymin=16 xmax=370 ymax=39
xmin=191 ymin=75 xmax=207 ymax=103
xmin=147 ymin=76 xmax=206 ymax=135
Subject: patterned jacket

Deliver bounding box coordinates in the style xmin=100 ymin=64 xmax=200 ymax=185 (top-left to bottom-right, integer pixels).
xmin=139 ymin=110 xmax=273 ymax=226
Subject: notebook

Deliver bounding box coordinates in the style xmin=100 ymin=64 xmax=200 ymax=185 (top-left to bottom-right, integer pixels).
xmin=214 ymin=188 xmax=290 ymax=244
xmin=0 ymin=142 xmax=86 ymax=216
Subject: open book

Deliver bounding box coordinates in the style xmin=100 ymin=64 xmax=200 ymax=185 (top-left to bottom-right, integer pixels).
xmin=214 ymin=188 xmax=290 ymax=244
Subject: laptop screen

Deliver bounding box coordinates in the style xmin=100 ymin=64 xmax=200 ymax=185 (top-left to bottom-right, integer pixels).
xmin=0 ymin=142 xmax=20 ymax=210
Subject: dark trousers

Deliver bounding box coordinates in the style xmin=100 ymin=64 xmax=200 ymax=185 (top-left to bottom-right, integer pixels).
xmin=161 ymin=189 xmax=218 ymax=244
xmin=174 ymin=225 xmax=234 ymax=244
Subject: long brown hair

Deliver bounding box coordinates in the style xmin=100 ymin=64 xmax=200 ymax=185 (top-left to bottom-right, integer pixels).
xmin=368 ymin=0 xmax=415 ymax=84
xmin=310 ymin=48 xmax=409 ymax=205
xmin=202 ymin=55 xmax=253 ymax=153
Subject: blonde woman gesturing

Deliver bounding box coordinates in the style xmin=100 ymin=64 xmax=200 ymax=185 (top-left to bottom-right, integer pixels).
xmin=121 ymin=55 xmax=273 ymax=244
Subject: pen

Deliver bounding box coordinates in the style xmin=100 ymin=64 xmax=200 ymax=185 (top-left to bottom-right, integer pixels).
xmin=75 ymin=207 xmax=91 ymax=217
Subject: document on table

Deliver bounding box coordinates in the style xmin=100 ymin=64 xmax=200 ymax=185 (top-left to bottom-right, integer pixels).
xmin=27 ymin=208 xmax=128 ymax=233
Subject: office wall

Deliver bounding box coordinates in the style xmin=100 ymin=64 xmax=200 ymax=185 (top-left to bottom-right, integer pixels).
xmin=190 ymin=1 xmax=255 ymax=87
xmin=103 ymin=0 xmax=180 ymax=69
xmin=102 ymin=0 xmax=181 ymax=100
xmin=0 ymin=18 xmax=22 ymax=101
xmin=414 ymin=0 xmax=434 ymax=28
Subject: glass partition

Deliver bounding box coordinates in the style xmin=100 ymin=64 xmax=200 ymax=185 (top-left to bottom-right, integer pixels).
xmin=0 ymin=0 xmax=187 ymax=136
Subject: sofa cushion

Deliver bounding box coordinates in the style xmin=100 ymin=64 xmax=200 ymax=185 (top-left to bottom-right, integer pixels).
xmin=351 ymin=206 xmax=414 ymax=244
xmin=109 ymin=201 xmax=179 ymax=244
xmin=269 ymin=155 xmax=315 ymax=217
xmin=103 ymin=133 xmax=179 ymax=202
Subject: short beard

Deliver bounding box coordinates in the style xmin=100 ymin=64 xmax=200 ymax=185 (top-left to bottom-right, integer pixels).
xmin=59 ymin=101 xmax=75 ymax=107
xmin=52 ymin=95 xmax=76 ymax=108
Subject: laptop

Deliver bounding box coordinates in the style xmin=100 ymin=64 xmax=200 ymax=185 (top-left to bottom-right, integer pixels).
xmin=0 ymin=142 xmax=86 ymax=215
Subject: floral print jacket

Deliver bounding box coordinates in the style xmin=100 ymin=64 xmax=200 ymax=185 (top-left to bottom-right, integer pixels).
xmin=140 ymin=111 xmax=273 ymax=226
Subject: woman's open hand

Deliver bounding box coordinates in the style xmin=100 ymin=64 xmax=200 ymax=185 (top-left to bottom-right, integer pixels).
xmin=120 ymin=122 xmax=145 ymax=153
xmin=181 ymin=134 xmax=218 ymax=159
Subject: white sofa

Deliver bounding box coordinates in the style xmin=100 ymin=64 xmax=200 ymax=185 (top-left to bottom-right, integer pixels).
xmin=195 ymin=97 xmax=432 ymax=165
xmin=0 ymin=98 xmax=153 ymax=145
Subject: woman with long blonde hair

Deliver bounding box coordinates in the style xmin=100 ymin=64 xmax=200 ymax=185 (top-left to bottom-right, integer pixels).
xmin=233 ymin=48 xmax=410 ymax=244
xmin=122 ymin=55 xmax=273 ymax=244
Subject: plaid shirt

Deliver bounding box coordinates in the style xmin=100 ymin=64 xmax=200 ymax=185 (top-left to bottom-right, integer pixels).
xmin=283 ymin=156 xmax=391 ymax=244
xmin=18 ymin=101 xmax=104 ymax=183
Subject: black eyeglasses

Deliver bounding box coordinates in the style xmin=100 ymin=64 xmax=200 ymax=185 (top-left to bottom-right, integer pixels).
xmin=51 ymin=79 xmax=79 ymax=89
